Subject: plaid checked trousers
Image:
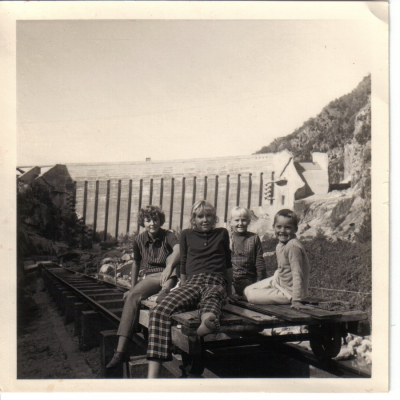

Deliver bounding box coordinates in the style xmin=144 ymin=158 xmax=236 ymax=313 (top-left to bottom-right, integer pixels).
xmin=146 ymin=273 xmax=227 ymax=361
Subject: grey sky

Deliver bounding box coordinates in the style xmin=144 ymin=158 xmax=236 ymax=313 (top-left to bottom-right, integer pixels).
xmin=17 ymin=19 xmax=371 ymax=166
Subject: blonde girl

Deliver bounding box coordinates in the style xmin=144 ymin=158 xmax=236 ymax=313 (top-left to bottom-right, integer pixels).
xmin=146 ymin=200 xmax=232 ymax=378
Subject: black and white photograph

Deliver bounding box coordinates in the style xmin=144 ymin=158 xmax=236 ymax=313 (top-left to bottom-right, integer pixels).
xmin=0 ymin=0 xmax=389 ymax=393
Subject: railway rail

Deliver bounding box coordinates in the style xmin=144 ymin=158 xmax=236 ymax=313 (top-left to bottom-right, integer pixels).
xmin=40 ymin=263 xmax=371 ymax=379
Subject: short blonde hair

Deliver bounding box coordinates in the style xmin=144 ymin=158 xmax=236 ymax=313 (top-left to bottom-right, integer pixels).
xmin=189 ymin=200 xmax=219 ymax=228
xmin=230 ymin=206 xmax=251 ymax=222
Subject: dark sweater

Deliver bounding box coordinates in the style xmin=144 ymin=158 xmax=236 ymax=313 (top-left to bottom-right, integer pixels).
xmin=231 ymin=231 xmax=266 ymax=282
xmin=180 ymin=227 xmax=232 ymax=279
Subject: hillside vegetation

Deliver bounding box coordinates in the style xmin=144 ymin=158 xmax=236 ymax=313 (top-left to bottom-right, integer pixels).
xmin=256 ymin=75 xmax=371 ymax=187
xmin=256 ymin=76 xmax=372 ymax=323
xmin=262 ymin=235 xmax=371 ymax=323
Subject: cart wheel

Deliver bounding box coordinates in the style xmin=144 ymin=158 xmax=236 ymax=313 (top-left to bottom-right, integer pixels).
xmin=181 ymin=352 xmax=205 ymax=375
xmin=309 ymin=323 xmax=342 ymax=362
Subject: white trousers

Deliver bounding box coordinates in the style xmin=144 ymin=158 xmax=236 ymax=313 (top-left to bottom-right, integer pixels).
xmin=244 ymin=276 xmax=291 ymax=305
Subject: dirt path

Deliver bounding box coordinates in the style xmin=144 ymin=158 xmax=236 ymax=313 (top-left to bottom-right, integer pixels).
xmin=17 ymin=273 xmax=101 ymax=379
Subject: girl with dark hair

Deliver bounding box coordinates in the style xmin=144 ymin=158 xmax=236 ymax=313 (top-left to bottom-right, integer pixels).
xmin=106 ymin=205 xmax=180 ymax=369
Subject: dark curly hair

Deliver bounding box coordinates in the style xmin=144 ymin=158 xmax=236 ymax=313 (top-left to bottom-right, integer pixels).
xmin=138 ymin=205 xmax=166 ymax=228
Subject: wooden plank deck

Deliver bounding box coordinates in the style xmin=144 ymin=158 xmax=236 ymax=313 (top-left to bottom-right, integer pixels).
xmin=141 ymin=299 xmax=367 ymax=329
xmin=235 ymin=301 xmax=313 ymax=322
xmin=224 ymin=304 xmax=280 ymax=325
xmin=138 ymin=297 xmax=368 ymax=358
xmin=292 ymin=308 xmax=343 ymax=320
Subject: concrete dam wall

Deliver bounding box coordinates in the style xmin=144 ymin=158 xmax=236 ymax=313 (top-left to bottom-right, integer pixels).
xmin=33 ymin=151 xmax=305 ymax=239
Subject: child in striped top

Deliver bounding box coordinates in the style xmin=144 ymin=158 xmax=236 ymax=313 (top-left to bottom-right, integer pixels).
xmin=106 ymin=205 xmax=180 ymax=369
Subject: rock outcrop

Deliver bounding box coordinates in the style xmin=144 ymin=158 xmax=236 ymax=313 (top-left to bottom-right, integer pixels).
xmin=255 ymin=75 xmax=371 ymax=241
xmin=295 ymin=189 xmax=366 ymax=241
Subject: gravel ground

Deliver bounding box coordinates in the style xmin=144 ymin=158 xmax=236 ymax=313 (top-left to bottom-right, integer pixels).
xmin=17 ymin=272 xmax=101 ymax=379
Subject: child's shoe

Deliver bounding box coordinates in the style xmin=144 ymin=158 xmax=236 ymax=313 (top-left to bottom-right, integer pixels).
xmin=106 ymin=351 xmax=130 ymax=368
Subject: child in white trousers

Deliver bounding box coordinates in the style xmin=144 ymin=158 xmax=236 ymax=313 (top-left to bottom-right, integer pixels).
xmin=244 ymin=209 xmax=310 ymax=308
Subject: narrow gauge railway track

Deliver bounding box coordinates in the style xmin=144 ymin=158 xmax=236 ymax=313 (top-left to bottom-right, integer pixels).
xmin=40 ymin=264 xmax=371 ymax=379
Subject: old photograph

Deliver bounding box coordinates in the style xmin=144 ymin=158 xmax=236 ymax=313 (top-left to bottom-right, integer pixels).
xmin=0 ymin=0 xmax=389 ymax=393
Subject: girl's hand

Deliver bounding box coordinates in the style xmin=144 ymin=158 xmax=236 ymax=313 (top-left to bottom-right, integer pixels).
xmin=263 ymin=251 xmax=275 ymax=258
xmin=160 ymin=269 xmax=170 ymax=287
xmin=291 ymin=301 xmax=314 ymax=310
xmin=123 ymin=290 xmax=132 ymax=301
xmin=228 ymin=293 xmax=242 ymax=303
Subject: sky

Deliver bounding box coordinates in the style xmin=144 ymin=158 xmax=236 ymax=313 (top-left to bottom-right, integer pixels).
xmin=17 ymin=19 xmax=371 ymax=166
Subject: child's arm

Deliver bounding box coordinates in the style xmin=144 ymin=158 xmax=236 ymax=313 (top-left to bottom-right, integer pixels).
xmin=123 ymin=259 xmax=140 ymax=300
xmin=222 ymin=229 xmax=233 ymax=270
xmin=160 ymin=244 xmax=180 ymax=286
xmin=180 ymin=274 xmax=187 ymax=285
xmin=131 ymin=259 xmax=140 ymax=287
xmin=226 ymin=268 xmax=233 ymax=296
xmin=130 ymin=237 xmax=141 ymax=288
xmin=222 ymin=229 xmax=233 ymax=296
xmin=287 ymin=243 xmax=307 ymax=304
xmin=255 ymin=235 xmax=267 ymax=281
xmin=179 ymin=230 xmax=188 ymax=280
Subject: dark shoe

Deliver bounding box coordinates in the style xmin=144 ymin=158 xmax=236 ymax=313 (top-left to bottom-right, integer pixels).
xmin=106 ymin=351 xmax=130 ymax=369
xmin=156 ymin=288 xmax=170 ymax=303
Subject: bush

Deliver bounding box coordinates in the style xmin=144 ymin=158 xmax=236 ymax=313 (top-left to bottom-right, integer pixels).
xmin=17 ymin=182 xmax=93 ymax=254
xmin=261 ymin=234 xmax=277 ymax=253
xmin=94 ymin=231 xmax=114 ymax=243
xmin=314 ymin=228 xmax=327 ymax=241
xmin=262 ymin=235 xmax=372 ymax=324
xmin=355 ymin=213 xmax=371 ymax=243
xmin=304 ymin=237 xmax=371 ymax=324
xmin=118 ymin=232 xmax=137 ymax=249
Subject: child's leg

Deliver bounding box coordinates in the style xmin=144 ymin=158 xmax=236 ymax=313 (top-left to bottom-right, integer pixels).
xmin=162 ymin=276 xmax=178 ymax=291
xmin=116 ymin=336 xmax=130 ymax=353
xmin=243 ymin=277 xmax=290 ymax=305
xmin=197 ymin=312 xmax=220 ymax=336
xmin=116 ymin=273 xmax=162 ymax=340
xmin=107 ymin=274 xmax=162 ymax=368
xmin=146 ymin=279 xmax=202 ymax=376
xmin=197 ymin=275 xmax=227 ymax=336
xmin=156 ymin=275 xmax=178 ymax=303
xmin=233 ymin=278 xmax=255 ymax=297
xmin=147 ymin=360 xmax=163 ymax=379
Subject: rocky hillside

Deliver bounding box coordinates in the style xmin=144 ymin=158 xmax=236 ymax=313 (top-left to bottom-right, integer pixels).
xmin=256 ymin=75 xmax=371 ymax=187
xmin=255 ymin=75 xmax=371 ymax=241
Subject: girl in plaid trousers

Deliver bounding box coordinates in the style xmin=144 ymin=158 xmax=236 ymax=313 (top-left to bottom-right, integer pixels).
xmin=147 ymin=200 xmax=233 ymax=378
